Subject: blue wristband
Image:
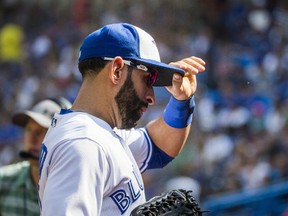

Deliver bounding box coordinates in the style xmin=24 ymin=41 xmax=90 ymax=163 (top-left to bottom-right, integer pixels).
xmin=163 ymin=96 xmax=195 ymax=128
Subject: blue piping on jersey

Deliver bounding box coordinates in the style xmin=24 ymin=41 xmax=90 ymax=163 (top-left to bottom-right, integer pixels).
xmin=60 ymin=109 xmax=73 ymax=114
xmin=139 ymin=128 xmax=174 ymax=172
xmin=139 ymin=128 xmax=152 ymax=172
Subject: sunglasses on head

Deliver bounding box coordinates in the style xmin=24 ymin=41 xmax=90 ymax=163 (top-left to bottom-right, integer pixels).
xmin=103 ymin=57 xmax=158 ymax=86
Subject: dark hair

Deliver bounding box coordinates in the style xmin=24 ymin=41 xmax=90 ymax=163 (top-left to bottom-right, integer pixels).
xmin=78 ymin=58 xmax=108 ymax=78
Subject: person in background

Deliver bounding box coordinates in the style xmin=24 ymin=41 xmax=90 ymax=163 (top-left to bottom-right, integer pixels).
xmin=0 ymin=97 xmax=71 ymax=216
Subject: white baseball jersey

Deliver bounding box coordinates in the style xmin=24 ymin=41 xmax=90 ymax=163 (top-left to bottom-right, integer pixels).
xmin=38 ymin=110 xmax=156 ymax=216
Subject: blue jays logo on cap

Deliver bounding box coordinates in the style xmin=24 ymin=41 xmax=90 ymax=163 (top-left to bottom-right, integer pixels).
xmin=78 ymin=23 xmax=184 ymax=86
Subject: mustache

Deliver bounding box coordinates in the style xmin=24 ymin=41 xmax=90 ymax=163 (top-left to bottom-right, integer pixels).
xmin=19 ymin=151 xmax=39 ymax=160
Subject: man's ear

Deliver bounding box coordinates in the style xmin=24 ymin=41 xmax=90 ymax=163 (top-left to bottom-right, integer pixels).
xmin=109 ymin=57 xmax=126 ymax=84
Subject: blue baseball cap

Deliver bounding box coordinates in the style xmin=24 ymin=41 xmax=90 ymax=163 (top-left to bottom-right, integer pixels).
xmin=78 ymin=23 xmax=185 ymax=86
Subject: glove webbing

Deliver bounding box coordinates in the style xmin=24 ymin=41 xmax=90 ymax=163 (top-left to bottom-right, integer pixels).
xmin=131 ymin=189 xmax=203 ymax=216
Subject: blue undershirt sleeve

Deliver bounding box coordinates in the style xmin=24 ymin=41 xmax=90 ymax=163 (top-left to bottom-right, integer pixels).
xmin=145 ymin=142 xmax=174 ymax=170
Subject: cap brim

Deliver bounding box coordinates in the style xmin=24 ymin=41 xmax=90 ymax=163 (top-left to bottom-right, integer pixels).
xmin=12 ymin=111 xmax=52 ymax=128
xmin=132 ymin=58 xmax=185 ymax=86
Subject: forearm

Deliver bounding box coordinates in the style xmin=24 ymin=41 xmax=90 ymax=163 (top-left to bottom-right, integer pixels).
xmin=146 ymin=96 xmax=195 ymax=157
xmin=146 ymin=118 xmax=190 ymax=157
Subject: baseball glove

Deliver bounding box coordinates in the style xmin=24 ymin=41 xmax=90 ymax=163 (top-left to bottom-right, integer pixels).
xmin=130 ymin=189 xmax=204 ymax=216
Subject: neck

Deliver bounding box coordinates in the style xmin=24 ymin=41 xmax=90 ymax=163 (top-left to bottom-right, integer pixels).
xmin=72 ymin=76 xmax=120 ymax=128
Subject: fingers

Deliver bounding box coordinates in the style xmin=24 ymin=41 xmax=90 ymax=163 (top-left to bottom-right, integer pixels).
xmin=169 ymin=56 xmax=206 ymax=75
xmin=166 ymin=73 xmax=197 ymax=100
xmin=165 ymin=73 xmax=184 ymax=99
xmin=166 ymin=56 xmax=204 ymax=100
xmin=171 ymin=73 xmax=183 ymax=92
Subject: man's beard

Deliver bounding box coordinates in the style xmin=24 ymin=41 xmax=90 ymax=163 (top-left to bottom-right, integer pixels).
xmin=115 ymin=70 xmax=148 ymax=129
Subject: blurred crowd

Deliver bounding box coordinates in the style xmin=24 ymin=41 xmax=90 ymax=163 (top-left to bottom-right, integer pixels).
xmin=0 ymin=0 xmax=288 ymax=202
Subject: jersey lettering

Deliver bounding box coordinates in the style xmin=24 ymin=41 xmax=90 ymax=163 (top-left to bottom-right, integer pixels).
xmin=128 ymin=180 xmax=141 ymax=202
xmin=132 ymin=170 xmax=144 ymax=190
xmin=110 ymin=173 xmax=144 ymax=214
xmin=110 ymin=189 xmax=130 ymax=214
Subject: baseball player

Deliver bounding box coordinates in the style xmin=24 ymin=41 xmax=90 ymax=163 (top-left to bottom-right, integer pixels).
xmin=38 ymin=23 xmax=205 ymax=215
